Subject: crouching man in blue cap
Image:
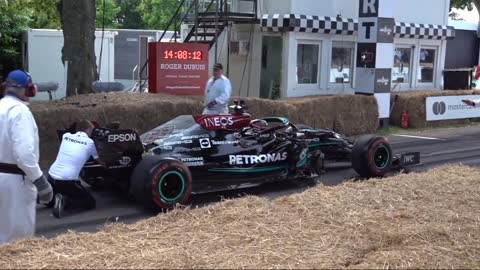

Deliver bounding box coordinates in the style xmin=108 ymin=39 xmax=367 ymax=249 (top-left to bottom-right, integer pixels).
xmin=0 ymin=70 xmax=53 ymax=244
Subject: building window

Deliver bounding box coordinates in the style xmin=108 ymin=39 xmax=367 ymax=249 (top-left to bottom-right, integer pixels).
xmin=297 ymin=44 xmax=319 ymax=84
xmin=418 ymin=48 xmax=436 ymax=83
xmin=330 ymin=42 xmax=354 ymax=84
xmin=392 ymin=47 xmax=412 ymax=84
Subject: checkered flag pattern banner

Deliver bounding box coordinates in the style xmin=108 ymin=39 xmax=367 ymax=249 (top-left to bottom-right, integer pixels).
xmin=394 ymin=22 xmax=455 ymax=40
xmin=261 ymin=14 xmax=456 ymax=40
xmin=260 ymin=14 xmax=357 ymax=35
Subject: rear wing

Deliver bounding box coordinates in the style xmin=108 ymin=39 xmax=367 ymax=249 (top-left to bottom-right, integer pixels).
xmin=92 ymin=128 xmax=144 ymax=163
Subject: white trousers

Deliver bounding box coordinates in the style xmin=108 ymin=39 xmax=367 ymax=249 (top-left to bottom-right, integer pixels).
xmin=0 ymin=173 xmax=37 ymax=244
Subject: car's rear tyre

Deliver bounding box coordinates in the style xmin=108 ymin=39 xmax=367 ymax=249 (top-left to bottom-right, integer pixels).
xmin=130 ymin=156 xmax=192 ymax=211
xmin=351 ymin=135 xmax=393 ymax=178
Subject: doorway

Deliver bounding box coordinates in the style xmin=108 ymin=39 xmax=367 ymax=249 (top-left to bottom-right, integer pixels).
xmin=417 ymin=46 xmax=437 ymax=84
xmin=260 ymin=36 xmax=283 ymax=99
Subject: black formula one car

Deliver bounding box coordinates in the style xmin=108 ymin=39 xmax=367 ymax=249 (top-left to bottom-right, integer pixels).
xmin=59 ymin=101 xmax=420 ymax=210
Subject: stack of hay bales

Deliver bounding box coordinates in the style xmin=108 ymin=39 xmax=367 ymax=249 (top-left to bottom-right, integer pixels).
xmin=234 ymin=97 xmax=298 ymax=122
xmin=31 ymin=93 xmax=203 ymax=167
xmin=285 ymin=95 xmax=379 ymax=135
xmin=390 ymin=90 xmax=480 ymax=128
xmin=30 ymin=93 xmax=379 ymax=167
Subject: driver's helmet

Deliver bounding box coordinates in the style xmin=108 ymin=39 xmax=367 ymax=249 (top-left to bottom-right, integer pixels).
xmin=250 ymin=119 xmax=269 ymax=130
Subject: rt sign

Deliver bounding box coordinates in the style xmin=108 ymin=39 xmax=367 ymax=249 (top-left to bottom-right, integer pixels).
xmin=359 ymin=0 xmax=379 ymax=17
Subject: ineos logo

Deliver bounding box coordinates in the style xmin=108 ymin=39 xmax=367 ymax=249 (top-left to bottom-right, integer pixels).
xmin=432 ymin=102 xmax=446 ymax=115
xmin=204 ymin=117 xmax=234 ymax=127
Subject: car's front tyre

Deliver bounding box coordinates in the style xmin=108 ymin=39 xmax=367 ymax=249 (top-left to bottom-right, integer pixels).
xmin=351 ymin=135 xmax=393 ymax=178
xmin=130 ymin=156 xmax=192 ymax=211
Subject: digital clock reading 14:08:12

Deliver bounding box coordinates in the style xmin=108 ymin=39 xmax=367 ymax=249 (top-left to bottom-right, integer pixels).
xmin=163 ymin=50 xmax=203 ymax=60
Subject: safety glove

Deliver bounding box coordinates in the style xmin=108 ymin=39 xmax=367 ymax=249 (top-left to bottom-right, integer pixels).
xmin=33 ymin=174 xmax=54 ymax=204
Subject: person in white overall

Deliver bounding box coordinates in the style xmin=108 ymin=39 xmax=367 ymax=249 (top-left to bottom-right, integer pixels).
xmin=0 ymin=70 xmax=53 ymax=244
xmin=202 ymin=63 xmax=232 ymax=115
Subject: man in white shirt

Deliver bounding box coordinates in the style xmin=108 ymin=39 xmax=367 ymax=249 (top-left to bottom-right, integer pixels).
xmin=202 ymin=63 xmax=232 ymax=115
xmin=48 ymin=120 xmax=99 ymax=218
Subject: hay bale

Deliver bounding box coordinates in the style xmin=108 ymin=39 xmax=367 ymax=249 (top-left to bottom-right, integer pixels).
xmin=31 ymin=93 xmax=378 ymax=167
xmin=238 ymin=95 xmax=378 ymax=135
xmin=239 ymin=96 xmax=298 ymax=120
xmin=390 ymin=89 xmax=480 ymax=128
xmin=286 ymin=95 xmax=379 ymax=135
xmin=1 ymin=165 xmax=480 ymax=269
xmin=31 ymin=93 xmax=203 ymax=167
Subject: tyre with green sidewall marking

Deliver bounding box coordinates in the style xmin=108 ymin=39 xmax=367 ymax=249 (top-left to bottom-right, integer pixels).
xmin=130 ymin=156 xmax=192 ymax=210
xmin=351 ymin=135 xmax=393 ymax=178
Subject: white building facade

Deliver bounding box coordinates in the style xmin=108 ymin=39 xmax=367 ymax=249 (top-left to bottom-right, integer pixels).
xmin=207 ymin=0 xmax=455 ymax=98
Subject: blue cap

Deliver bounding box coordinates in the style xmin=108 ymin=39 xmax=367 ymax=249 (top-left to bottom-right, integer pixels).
xmin=6 ymin=70 xmax=31 ymax=88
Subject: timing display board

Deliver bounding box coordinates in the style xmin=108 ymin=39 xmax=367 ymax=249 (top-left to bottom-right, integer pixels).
xmin=148 ymin=42 xmax=209 ymax=95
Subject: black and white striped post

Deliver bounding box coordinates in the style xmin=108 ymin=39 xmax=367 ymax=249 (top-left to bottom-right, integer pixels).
xmin=355 ymin=0 xmax=396 ymax=128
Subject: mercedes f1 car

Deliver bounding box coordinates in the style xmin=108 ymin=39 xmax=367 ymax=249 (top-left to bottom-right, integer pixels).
xmin=59 ymin=101 xmax=420 ymax=210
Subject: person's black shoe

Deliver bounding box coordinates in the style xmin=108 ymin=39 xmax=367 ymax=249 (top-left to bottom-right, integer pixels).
xmin=53 ymin=194 xmax=65 ymax=219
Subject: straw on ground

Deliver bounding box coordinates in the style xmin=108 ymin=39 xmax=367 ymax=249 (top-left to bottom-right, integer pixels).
xmin=1 ymin=165 xmax=479 ymax=269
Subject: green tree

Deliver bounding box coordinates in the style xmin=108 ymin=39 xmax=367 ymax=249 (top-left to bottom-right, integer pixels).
xmin=27 ymin=0 xmax=62 ymax=29
xmin=96 ymin=0 xmax=121 ymax=28
xmin=450 ymin=0 xmax=480 ymax=19
xmin=137 ymin=0 xmax=181 ymax=30
xmin=0 ymin=0 xmax=31 ymax=79
xmin=451 ymin=0 xmax=480 ymax=11
xmin=0 ymin=0 xmax=64 ymax=78
xmin=114 ymin=0 xmax=146 ymax=29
